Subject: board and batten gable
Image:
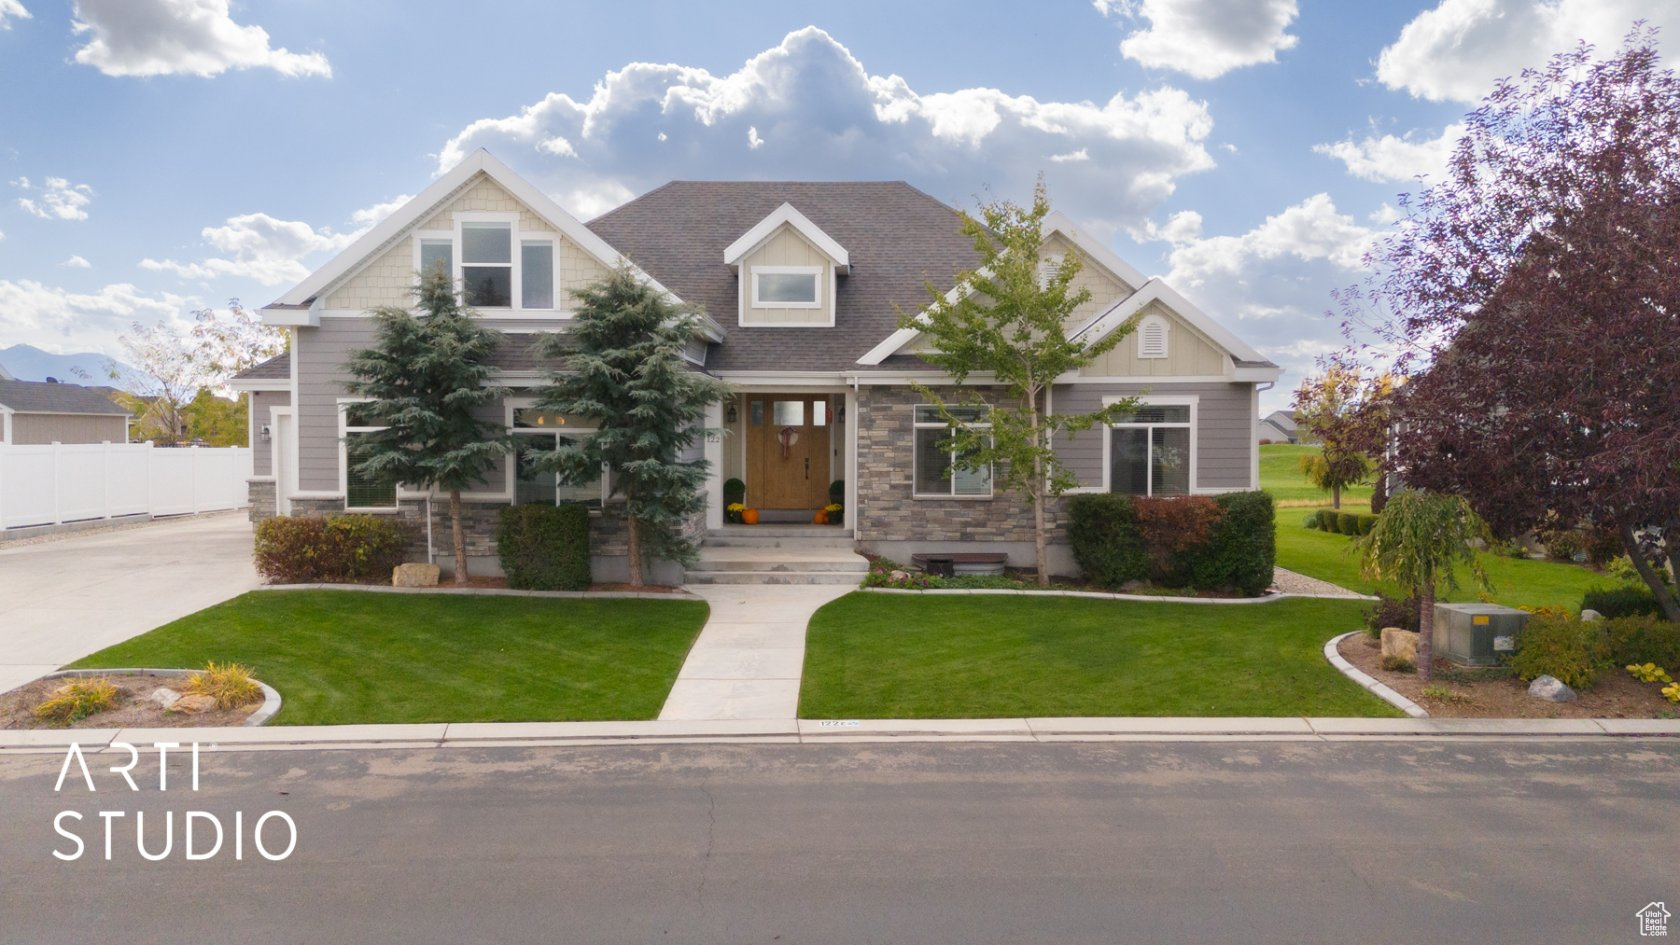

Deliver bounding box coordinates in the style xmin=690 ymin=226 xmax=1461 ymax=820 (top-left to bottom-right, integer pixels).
xmin=1080 ymin=300 xmax=1228 ymax=378
xmin=738 ymin=223 xmax=836 ymax=327
xmin=322 ymin=175 xmax=610 ymax=314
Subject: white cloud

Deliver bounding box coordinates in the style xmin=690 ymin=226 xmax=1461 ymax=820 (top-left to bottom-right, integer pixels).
xmin=0 ymin=279 xmax=193 ymax=355
xmin=1105 ymin=0 xmax=1299 ymax=80
xmin=1164 ymin=193 xmax=1374 ymax=287
xmin=1376 ymin=0 xmax=1680 ymax=104
xmin=140 ymin=195 xmax=405 ymax=287
xmin=0 ymin=0 xmax=30 ymax=29
xmin=70 ymin=0 xmax=331 ymax=79
xmin=1313 ymin=121 xmax=1466 ymax=182
xmin=434 ymin=27 xmax=1217 ymax=233
xmin=13 ymin=176 xmax=94 ymax=221
xmin=349 ymin=193 xmax=412 ymax=227
xmin=62 ymin=255 xmax=92 ymax=268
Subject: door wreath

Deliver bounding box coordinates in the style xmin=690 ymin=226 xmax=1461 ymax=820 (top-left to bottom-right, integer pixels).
xmin=778 ymin=426 xmax=800 ymax=459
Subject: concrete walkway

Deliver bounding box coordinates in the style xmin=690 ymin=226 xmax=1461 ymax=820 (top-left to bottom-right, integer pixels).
xmin=0 ymin=512 xmax=260 ymax=693
xmin=657 ymin=583 xmax=852 ymax=721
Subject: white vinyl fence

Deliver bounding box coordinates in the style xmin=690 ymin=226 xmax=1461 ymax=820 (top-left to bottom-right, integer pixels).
xmin=0 ymin=442 xmax=250 ymax=531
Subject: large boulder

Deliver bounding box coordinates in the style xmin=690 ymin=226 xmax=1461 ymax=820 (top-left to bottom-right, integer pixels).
xmin=393 ymin=563 xmax=441 ymax=588
xmin=148 ymin=687 xmax=181 ymax=710
xmin=1580 ymin=609 xmax=1603 ymax=622
xmin=1380 ymin=627 xmax=1420 ymax=671
xmin=1527 ymin=675 xmax=1577 ymax=702
xmin=170 ymin=693 xmax=218 ymax=714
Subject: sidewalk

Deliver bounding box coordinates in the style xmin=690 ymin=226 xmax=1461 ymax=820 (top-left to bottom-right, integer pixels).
xmin=657 ymin=584 xmax=852 ymax=721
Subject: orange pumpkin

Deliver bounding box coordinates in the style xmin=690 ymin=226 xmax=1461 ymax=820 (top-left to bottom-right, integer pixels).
xmin=813 ymin=510 xmax=828 ymax=524
xmin=742 ymin=508 xmax=759 ymax=525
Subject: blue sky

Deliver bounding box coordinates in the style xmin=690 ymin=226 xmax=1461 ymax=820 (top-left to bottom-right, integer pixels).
xmin=1 ymin=0 xmax=1674 ymax=411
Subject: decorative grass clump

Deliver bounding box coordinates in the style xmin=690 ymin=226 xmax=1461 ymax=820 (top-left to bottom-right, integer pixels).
xmin=184 ymin=661 xmax=264 ymax=709
xmin=34 ymin=677 xmax=120 ymax=724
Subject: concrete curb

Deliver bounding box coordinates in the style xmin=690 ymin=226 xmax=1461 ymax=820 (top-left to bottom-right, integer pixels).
xmin=1323 ymin=632 xmax=1429 ymax=718
xmin=253 ymin=583 xmax=703 ymax=601
xmin=862 ymin=587 xmax=1378 ymax=604
xmin=5 ymin=714 xmax=1676 ymax=754
xmin=36 ymin=668 xmax=282 ymax=727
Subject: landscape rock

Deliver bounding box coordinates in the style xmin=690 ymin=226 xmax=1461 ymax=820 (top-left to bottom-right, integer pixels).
xmin=170 ymin=693 xmax=218 ymax=714
xmin=1580 ymin=609 xmax=1603 ymax=622
xmin=1380 ymin=627 xmax=1420 ymax=671
xmin=147 ymin=687 xmax=181 ymax=710
xmin=393 ymin=563 xmax=441 ymax=588
xmin=889 ymin=570 xmax=909 ymax=582
xmin=1527 ymin=675 xmax=1578 ymax=702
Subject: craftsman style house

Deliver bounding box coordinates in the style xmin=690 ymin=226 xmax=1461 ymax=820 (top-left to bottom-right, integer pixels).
xmin=232 ymin=150 xmax=1279 ymax=582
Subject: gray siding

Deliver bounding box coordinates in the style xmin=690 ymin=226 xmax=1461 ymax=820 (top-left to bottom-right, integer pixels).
xmin=9 ymin=413 xmax=127 ymax=445
xmin=249 ymin=389 xmax=291 ymax=477
xmin=1052 ymin=382 xmax=1255 ymax=491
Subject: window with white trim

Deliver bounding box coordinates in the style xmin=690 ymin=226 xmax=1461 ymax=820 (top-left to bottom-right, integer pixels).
xmin=1137 ymin=314 xmax=1170 ymax=359
xmin=1109 ymin=404 xmax=1191 ymax=496
xmin=511 ymin=408 xmax=604 ymax=507
xmin=414 ymin=222 xmax=556 ymax=311
xmin=914 ymin=404 xmax=993 ymax=497
xmin=343 ymin=402 xmax=398 ymax=510
xmin=752 ymin=266 xmax=821 ymax=308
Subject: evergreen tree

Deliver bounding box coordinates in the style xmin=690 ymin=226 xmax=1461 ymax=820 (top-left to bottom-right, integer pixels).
xmin=343 ymin=267 xmax=508 ymax=584
xmin=532 ymin=267 xmax=728 ymax=586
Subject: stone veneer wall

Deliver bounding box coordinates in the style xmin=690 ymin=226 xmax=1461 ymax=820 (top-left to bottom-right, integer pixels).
xmin=854 ymin=386 xmax=1069 ymax=546
xmin=247 ymin=479 xmax=277 ymax=525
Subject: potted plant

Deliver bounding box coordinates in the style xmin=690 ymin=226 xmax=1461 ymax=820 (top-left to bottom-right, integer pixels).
xmin=724 ymin=478 xmax=746 ymax=520
xmin=823 ymin=502 xmax=843 ymax=526
xmin=726 ymin=502 xmax=746 ymax=524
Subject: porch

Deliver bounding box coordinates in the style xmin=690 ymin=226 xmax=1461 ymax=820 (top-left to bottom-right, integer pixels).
xmin=704 ymin=388 xmax=857 ymax=535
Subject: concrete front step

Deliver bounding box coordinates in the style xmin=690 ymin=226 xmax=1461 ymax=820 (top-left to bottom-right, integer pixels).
xmin=707 ymin=526 xmax=849 ymax=538
xmin=702 ymin=534 xmax=857 ymax=550
xmin=683 ymin=570 xmax=864 ymax=586
xmin=690 ymin=557 xmax=868 ymax=573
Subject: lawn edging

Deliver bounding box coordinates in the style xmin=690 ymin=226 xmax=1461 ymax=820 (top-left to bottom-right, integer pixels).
xmin=1323 ymin=632 xmax=1428 ymax=719
xmin=860 ymin=587 xmax=1376 ymax=604
xmin=42 ymin=667 xmax=281 ymax=726
xmin=253 ymin=582 xmax=701 ymax=601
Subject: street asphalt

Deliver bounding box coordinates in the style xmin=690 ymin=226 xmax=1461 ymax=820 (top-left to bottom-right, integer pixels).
xmin=1 ymin=738 xmax=1675 ymax=944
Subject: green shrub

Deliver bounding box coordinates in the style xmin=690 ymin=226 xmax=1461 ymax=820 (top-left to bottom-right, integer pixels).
xmin=1355 ymin=513 xmax=1379 ymax=535
xmin=1603 ymin=615 xmax=1680 ymax=668
xmin=497 ymin=504 xmax=591 ymax=591
xmin=254 ymin=514 xmax=412 ymax=584
xmin=1067 ymin=494 xmax=1148 ymax=589
xmin=1188 ymin=491 xmax=1275 ymax=596
xmin=1337 ymin=512 xmax=1359 ymax=536
xmin=1509 ymin=613 xmax=1609 ymax=690
xmin=1303 ymin=513 xmax=1322 ymax=530
xmin=1581 ymin=584 xmax=1663 ymax=619
xmin=1317 ymin=509 xmax=1338 ymax=532
xmin=1365 ymin=592 xmax=1420 ymax=633
xmin=1539 ymin=527 xmax=1585 ymax=562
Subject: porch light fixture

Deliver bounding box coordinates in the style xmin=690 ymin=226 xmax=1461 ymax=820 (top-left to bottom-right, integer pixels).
xmin=726 ymin=403 xmax=739 ymax=424
xmin=837 ymin=405 xmax=846 ymax=423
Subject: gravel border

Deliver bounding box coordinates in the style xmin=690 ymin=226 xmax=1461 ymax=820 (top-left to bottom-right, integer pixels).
xmin=1322 ymin=632 xmax=1428 ymax=718
xmin=41 ymin=668 xmax=282 ymax=726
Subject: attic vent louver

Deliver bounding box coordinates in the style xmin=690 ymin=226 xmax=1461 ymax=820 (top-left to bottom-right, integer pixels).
xmin=1137 ymin=314 xmax=1169 ymax=360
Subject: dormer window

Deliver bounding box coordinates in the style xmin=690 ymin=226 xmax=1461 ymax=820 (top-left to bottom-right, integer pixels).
xmin=753 ymin=266 xmax=822 ymax=308
xmin=413 ymin=213 xmax=557 ymax=312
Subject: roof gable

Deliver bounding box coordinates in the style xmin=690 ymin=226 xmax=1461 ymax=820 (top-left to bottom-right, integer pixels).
xmin=724 ymin=202 xmax=850 ymax=272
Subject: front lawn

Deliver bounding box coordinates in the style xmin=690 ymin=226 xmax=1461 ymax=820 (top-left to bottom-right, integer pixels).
xmin=71 ymin=591 xmax=709 ymax=725
xmin=1260 ymin=443 xmax=1373 ymax=506
xmin=799 ymin=593 xmax=1400 ymax=718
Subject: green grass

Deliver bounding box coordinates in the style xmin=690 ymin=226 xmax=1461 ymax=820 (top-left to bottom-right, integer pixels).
xmin=71 ymin=591 xmax=709 ymax=725
xmin=1259 ymin=443 xmax=1373 ymax=506
xmin=1275 ymin=512 xmax=1614 ymax=611
xmin=799 ymin=593 xmax=1401 ymax=718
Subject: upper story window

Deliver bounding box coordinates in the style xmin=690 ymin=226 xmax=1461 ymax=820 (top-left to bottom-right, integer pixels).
xmin=752 ymin=265 xmax=822 ymax=308
xmin=414 ymin=214 xmax=556 ymax=312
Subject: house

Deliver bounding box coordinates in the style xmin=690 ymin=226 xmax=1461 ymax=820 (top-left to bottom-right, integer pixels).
xmin=1258 ymin=410 xmax=1298 ymax=444
xmin=0 ymin=366 xmax=130 ymax=445
xmin=232 ymin=150 xmax=1279 ymax=581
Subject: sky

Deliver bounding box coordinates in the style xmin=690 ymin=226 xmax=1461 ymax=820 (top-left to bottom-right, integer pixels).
xmin=1 ymin=0 xmax=1676 ymax=412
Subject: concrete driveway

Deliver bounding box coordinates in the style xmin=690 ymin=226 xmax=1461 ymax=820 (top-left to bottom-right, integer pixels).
xmin=0 ymin=512 xmax=260 ymax=693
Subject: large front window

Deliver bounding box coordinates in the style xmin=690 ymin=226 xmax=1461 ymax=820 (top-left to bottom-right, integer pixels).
xmin=511 ymin=407 xmax=603 ymax=507
xmin=1109 ymin=404 xmax=1191 ymax=496
xmin=343 ymin=402 xmax=397 ymax=510
xmin=914 ymin=404 xmax=992 ymax=498
xmin=418 ymin=220 xmax=556 ymax=311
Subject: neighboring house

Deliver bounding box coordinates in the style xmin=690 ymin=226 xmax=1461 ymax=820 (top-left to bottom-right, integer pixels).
xmin=0 ymin=370 xmax=131 ymax=445
xmin=233 ymin=150 xmax=1280 ymax=580
xmin=1258 ymin=410 xmax=1298 ymax=444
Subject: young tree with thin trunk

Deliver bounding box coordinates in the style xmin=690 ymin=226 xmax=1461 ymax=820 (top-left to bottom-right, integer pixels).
xmin=343 ymin=268 xmax=508 ymax=584
xmin=1355 ymin=489 xmax=1490 ymax=682
xmin=910 ymin=180 xmax=1137 ymax=586
xmin=1292 ymin=365 xmax=1388 ymax=509
xmin=532 ymin=266 xmax=728 ymax=587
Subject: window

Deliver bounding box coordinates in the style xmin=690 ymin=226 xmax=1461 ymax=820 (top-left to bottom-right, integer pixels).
xmin=511 ymin=407 xmax=603 ymax=507
xmin=752 ymin=266 xmax=821 ymax=308
xmin=913 ymin=404 xmax=992 ymax=498
xmin=419 ymin=238 xmax=452 ymax=280
xmin=1109 ymin=403 xmax=1192 ymax=496
xmin=1137 ymin=314 xmax=1169 ymax=359
xmin=343 ymin=402 xmax=397 ymax=510
xmin=461 ymin=222 xmax=512 ymax=307
xmin=521 ymin=241 xmax=554 ymax=309
xmin=416 ymin=223 xmax=559 ymax=312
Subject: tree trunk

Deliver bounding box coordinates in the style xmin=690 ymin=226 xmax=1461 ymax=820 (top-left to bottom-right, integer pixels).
xmin=625 ymin=487 xmax=643 ymax=587
xmin=1331 ymin=481 xmax=1342 ymax=510
xmin=1028 ymin=389 xmax=1048 ymax=587
xmin=449 ymin=488 xmax=469 ymax=585
xmin=1621 ymin=523 xmax=1680 ymax=621
xmin=1417 ymin=577 xmax=1435 ymax=683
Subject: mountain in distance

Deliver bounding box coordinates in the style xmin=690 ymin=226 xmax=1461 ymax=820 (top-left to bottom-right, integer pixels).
xmin=0 ymin=343 xmax=138 ymax=388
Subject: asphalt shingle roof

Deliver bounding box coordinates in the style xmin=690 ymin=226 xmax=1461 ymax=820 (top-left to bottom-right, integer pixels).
xmin=585 ymin=181 xmax=980 ymax=373
xmin=0 ymin=378 xmax=130 ymax=415
xmin=234 ymin=353 xmax=290 ymax=381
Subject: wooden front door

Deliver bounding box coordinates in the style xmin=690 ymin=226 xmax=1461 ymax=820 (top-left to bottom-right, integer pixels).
xmin=745 ymin=395 xmax=831 ymax=509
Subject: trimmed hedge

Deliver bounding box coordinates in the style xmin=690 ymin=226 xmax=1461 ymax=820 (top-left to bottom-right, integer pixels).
xmin=1317 ymin=509 xmax=1338 ymax=531
xmin=1604 ymin=615 xmax=1680 ymax=668
xmin=497 ymin=504 xmax=592 ymax=591
xmin=1067 ymin=490 xmax=1274 ymax=596
xmin=254 ymin=514 xmax=412 ymax=584
xmin=1581 ymin=584 xmax=1664 ymax=620
xmin=1316 ymin=509 xmax=1379 ymax=535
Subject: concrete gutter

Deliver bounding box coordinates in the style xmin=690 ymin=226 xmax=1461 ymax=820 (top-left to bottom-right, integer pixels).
xmin=3 ymin=716 xmax=1674 ymax=754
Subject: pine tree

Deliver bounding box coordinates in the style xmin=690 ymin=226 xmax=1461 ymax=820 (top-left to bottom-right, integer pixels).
xmin=343 ymin=267 xmax=508 ymax=584
xmin=532 ymin=266 xmax=729 ymax=586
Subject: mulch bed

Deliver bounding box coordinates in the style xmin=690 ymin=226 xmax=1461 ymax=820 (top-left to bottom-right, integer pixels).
xmin=1338 ymin=633 xmax=1676 ymax=719
xmin=0 ymin=673 xmax=259 ymax=730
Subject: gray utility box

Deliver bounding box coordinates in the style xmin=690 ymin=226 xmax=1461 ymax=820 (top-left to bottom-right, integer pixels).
xmin=1434 ymin=603 xmax=1529 ymax=667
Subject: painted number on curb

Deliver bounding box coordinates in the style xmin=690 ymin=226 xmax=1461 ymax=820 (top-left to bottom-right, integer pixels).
xmin=818 ymin=720 xmax=861 ymax=728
